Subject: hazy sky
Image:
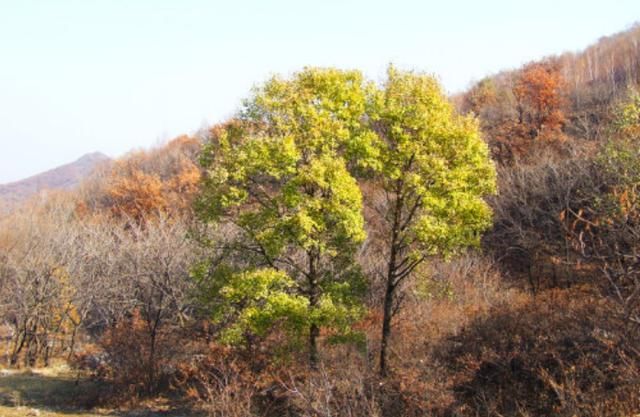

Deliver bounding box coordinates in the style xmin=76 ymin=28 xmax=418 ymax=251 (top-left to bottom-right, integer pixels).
xmin=1 ymin=0 xmax=639 ymax=183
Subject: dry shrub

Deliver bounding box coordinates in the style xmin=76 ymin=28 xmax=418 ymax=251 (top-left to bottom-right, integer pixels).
xmin=372 ymin=254 xmax=523 ymax=416
xmin=185 ymin=346 xmax=381 ymax=417
xmin=172 ymin=334 xmax=307 ymax=417
xmin=174 ymin=344 xmax=261 ymax=417
xmin=484 ymin=150 xmax=600 ymax=291
xmin=98 ymin=310 xmax=179 ymax=397
xmin=69 ymin=343 xmax=108 ymax=379
xmin=173 ymin=339 xmax=399 ymax=416
xmin=269 ymin=343 xmax=386 ymax=417
xmin=391 ymin=254 xmax=517 ymax=363
xmin=438 ymin=286 xmax=640 ymax=417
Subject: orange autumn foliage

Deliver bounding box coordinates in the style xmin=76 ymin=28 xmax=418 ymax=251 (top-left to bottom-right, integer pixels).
xmin=102 ymin=135 xmax=202 ymax=221
xmin=107 ymin=168 xmax=167 ymax=222
xmin=513 ymin=61 xmax=566 ymax=139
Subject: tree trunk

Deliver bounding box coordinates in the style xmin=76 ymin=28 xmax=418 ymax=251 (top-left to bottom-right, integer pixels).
xmin=379 ymin=278 xmax=394 ymax=377
xmin=148 ymin=328 xmax=157 ymax=394
xmin=308 ymin=251 xmax=320 ymax=369
xmin=380 ymin=186 xmax=402 ymax=377
xmin=9 ymin=329 xmax=26 ymax=367
xmin=309 ymin=323 xmax=319 ymax=369
xmin=67 ymin=324 xmax=79 ymax=361
xmin=146 ymin=306 xmax=163 ymax=394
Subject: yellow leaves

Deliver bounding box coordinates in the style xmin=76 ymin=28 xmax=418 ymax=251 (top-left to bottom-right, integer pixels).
xmin=373 ymin=67 xmax=497 ymax=260
xmin=614 ymin=89 xmax=640 ymax=138
xmin=197 ymin=68 xmax=376 ymax=354
xmin=217 ymin=268 xmax=311 ymax=345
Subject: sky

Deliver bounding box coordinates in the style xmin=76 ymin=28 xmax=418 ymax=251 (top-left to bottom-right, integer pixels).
xmin=0 ymin=0 xmax=639 ymax=183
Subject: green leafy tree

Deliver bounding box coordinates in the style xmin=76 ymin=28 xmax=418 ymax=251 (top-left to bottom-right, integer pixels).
xmin=196 ymin=68 xmax=375 ymax=367
xmin=368 ymin=67 xmax=497 ymax=375
xmin=614 ymin=88 xmax=640 ymax=137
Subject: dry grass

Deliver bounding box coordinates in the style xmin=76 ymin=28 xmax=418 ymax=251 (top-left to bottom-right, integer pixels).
xmin=0 ymin=365 xmax=201 ymax=417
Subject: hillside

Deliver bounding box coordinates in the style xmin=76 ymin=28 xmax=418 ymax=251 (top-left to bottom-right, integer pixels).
xmin=458 ymin=23 xmax=640 ymax=163
xmin=0 ymin=152 xmax=111 ymax=208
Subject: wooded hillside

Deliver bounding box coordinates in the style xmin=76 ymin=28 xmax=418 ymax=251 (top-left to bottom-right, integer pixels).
xmin=1 ymin=24 xmax=640 ymax=417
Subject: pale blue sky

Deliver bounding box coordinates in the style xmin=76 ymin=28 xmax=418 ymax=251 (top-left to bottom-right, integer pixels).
xmin=1 ymin=0 xmax=639 ymax=183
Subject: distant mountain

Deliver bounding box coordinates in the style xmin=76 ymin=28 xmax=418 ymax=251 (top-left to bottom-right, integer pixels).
xmin=0 ymin=152 xmax=111 ymax=208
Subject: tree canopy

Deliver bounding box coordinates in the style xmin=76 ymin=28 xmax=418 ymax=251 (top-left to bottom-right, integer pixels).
xmin=368 ymin=66 xmax=497 ymax=374
xmin=196 ymin=68 xmax=376 ymax=365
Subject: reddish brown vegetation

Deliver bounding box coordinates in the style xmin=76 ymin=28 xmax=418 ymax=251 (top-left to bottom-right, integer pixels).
xmin=461 ymin=25 xmax=640 ymax=164
xmin=440 ymin=287 xmax=640 ymax=416
xmin=513 ymin=61 xmax=566 ymax=137
xmin=77 ymin=135 xmax=202 ymax=222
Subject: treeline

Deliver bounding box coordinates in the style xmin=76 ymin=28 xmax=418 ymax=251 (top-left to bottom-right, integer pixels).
xmin=1 ymin=25 xmax=640 ymax=417
xmin=457 ymin=23 xmax=640 ymax=163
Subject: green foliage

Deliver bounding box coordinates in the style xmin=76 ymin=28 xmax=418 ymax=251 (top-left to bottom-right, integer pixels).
xmin=371 ymin=66 xmax=497 ymax=258
xmin=194 ymin=264 xmax=366 ymax=347
xmin=197 ymin=68 xmax=373 ymax=354
xmin=414 ymin=273 xmax=455 ymax=301
xmin=215 ymin=268 xmax=309 ymax=344
xmin=196 ymin=66 xmax=498 ymax=369
xmin=588 ymin=136 xmax=640 ymax=219
xmin=614 ymin=89 xmax=640 ymax=135
xmin=599 ymin=137 xmax=640 ymax=186
xmin=197 ymin=69 xmax=377 ymax=256
xmin=593 ymin=137 xmax=640 ymax=223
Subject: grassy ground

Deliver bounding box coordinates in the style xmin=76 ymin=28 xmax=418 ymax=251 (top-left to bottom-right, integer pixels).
xmin=0 ymin=365 xmax=200 ymax=417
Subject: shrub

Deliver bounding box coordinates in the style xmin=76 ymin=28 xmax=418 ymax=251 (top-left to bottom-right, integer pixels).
xmin=98 ymin=310 xmax=179 ymax=395
xmin=441 ymin=287 xmax=640 ymax=417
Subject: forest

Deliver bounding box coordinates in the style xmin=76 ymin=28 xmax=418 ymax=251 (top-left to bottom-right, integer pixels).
xmin=1 ymin=24 xmax=640 ymax=417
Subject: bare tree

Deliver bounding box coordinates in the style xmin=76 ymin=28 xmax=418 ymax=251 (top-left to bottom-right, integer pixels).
xmin=0 ymin=196 xmax=80 ymax=366
xmin=80 ymin=214 xmax=201 ymax=392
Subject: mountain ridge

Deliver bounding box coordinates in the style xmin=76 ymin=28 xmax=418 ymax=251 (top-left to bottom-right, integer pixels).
xmin=0 ymin=152 xmax=111 ymax=208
